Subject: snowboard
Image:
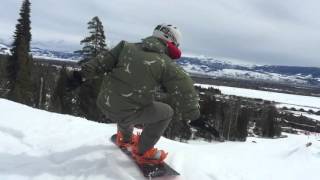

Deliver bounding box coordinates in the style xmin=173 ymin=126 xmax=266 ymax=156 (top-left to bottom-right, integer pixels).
xmin=110 ymin=134 xmax=180 ymax=178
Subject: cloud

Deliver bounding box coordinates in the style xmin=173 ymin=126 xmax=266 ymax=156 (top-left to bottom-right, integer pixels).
xmin=0 ymin=0 xmax=319 ymax=67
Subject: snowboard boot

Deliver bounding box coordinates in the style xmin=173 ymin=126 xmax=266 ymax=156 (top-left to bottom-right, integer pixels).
xmin=132 ymin=146 xmax=168 ymax=165
xmin=116 ymin=131 xmax=139 ymax=149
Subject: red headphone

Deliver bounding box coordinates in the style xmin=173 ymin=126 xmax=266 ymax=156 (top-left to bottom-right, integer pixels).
xmin=166 ymin=41 xmax=181 ymax=60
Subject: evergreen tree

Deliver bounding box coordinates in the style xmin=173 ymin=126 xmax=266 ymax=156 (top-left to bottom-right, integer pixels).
xmin=6 ymin=0 xmax=33 ymax=105
xmin=76 ymin=16 xmax=107 ymax=121
xmin=236 ymin=108 xmax=250 ymax=141
xmin=50 ymin=66 xmax=73 ymax=114
xmin=255 ymin=105 xmax=282 ymax=137
xmin=78 ymin=16 xmax=107 ymax=64
xmin=78 ymin=79 xmax=105 ymax=121
xmin=33 ymin=66 xmax=48 ymax=110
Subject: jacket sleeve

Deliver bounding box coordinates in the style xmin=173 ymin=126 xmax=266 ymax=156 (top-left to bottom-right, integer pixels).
xmin=80 ymin=41 xmax=125 ymax=81
xmin=162 ymin=61 xmax=200 ymax=121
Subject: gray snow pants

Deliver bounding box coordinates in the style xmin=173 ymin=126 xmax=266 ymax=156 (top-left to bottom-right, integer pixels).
xmin=108 ymin=101 xmax=174 ymax=154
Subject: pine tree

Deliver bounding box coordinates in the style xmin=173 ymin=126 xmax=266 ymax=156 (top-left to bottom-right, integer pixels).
xmin=237 ymin=108 xmax=250 ymax=141
xmin=75 ymin=16 xmax=107 ymax=121
xmin=258 ymin=105 xmax=281 ymax=137
xmin=78 ymin=16 xmax=107 ymax=64
xmin=6 ymin=0 xmax=33 ymax=105
xmin=50 ymin=66 xmax=73 ymax=114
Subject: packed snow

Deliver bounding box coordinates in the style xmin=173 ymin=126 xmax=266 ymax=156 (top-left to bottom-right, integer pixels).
xmin=1 ymin=98 xmax=320 ymax=180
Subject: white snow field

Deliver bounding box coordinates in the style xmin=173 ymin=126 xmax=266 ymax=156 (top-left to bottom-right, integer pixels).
xmin=196 ymin=84 xmax=320 ymax=111
xmin=1 ymin=98 xmax=320 ymax=180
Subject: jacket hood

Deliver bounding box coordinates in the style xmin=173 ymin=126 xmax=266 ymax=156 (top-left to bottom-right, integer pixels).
xmin=141 ymin=36 xmax=168 ymax=54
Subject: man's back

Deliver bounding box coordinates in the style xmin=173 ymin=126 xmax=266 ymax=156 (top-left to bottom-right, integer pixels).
xmin=97 ymin=37 xmax=172 ymax=113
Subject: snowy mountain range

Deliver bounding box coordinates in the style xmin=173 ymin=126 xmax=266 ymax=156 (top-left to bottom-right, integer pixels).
xmin=1 ymin=43 xmax=320 ymax=86
xmin=179 ymin=56 xmax=320 ymax=87
xmin=0 ymin=42 xmax=81 ymax=61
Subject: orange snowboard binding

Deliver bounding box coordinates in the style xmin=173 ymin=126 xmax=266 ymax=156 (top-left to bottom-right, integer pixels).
xmin=131 ymin=146 xmax=168 ymax=165
xmin=115 ymin=131 xmax=140 ymax=148
xmin=116 ymin=131 xmax=168 ymax=165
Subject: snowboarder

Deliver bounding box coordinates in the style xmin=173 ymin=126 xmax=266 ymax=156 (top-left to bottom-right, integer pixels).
xmin=68 ymin=24 xmax=200 ymax=164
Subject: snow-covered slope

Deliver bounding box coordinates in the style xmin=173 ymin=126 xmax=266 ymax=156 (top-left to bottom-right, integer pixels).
xmin=1 ymin=98 xmax=320 ymax=180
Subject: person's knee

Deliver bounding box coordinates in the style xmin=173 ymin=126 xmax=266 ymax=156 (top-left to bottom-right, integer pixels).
xmin=189 ymin=109 xmax=200 ymax=121
xmin=163 ymin=104 xmax=174 ymax=120
xmin=154 ymin=102 xmax=174 ymax=120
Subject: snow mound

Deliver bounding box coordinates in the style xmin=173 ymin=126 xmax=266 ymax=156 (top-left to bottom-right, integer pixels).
xmin=1 ymin=98 xmax=320 ymax=180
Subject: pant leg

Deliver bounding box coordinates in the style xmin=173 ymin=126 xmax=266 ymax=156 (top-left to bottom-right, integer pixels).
xmin=109 ymin=112 xmax=135 ymax=142
xmin=117 ymin=123 xmax=134 ymax=142
xmin=109 ymin=101 xmax=174 ymax=153
xmin=133 ymin=102 xmax=174 ymax=154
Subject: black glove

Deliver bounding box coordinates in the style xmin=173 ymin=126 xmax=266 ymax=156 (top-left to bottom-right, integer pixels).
xmin=66 ymin=71 xmax=83 ymax=91
xmin=188 ymin=117 xmax=220 ymax=138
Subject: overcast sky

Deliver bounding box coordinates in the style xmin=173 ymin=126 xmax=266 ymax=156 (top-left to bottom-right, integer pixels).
xmin=0 ymin=0 xmax=319 ymax=67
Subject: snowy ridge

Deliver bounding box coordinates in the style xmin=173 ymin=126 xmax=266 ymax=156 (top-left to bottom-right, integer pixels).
xmin=0 ymin=43 xmax=11 ymax=55
xmin=197 ymin=84 xmax=320 ymax=112
xmin=0 ymin=43 xmax=81 ymax=61
xmin=179 ymin=56 xmax=320 ymax=86
xmin=31 ymin=47 xmax=81 ymax=61
xmin=185 ymin=65 xmax=306 ymax=84
xmin=288 ymin=111 xmax=320 ymax=122
xmin=1 ymin=42 xmax=320 ymax=86
xmin=1 ymin=98 xmax=320 ymax=180
xmin=182 ymin=53 xmax=256 ymax=68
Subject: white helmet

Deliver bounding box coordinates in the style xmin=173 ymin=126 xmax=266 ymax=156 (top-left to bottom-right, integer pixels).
xmin=153 ymin=24 xmax=182 ymax=47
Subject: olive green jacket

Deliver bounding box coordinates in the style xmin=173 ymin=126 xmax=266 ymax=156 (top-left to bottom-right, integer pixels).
xmin=81 ymin=36 xmax=200 ymax=121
